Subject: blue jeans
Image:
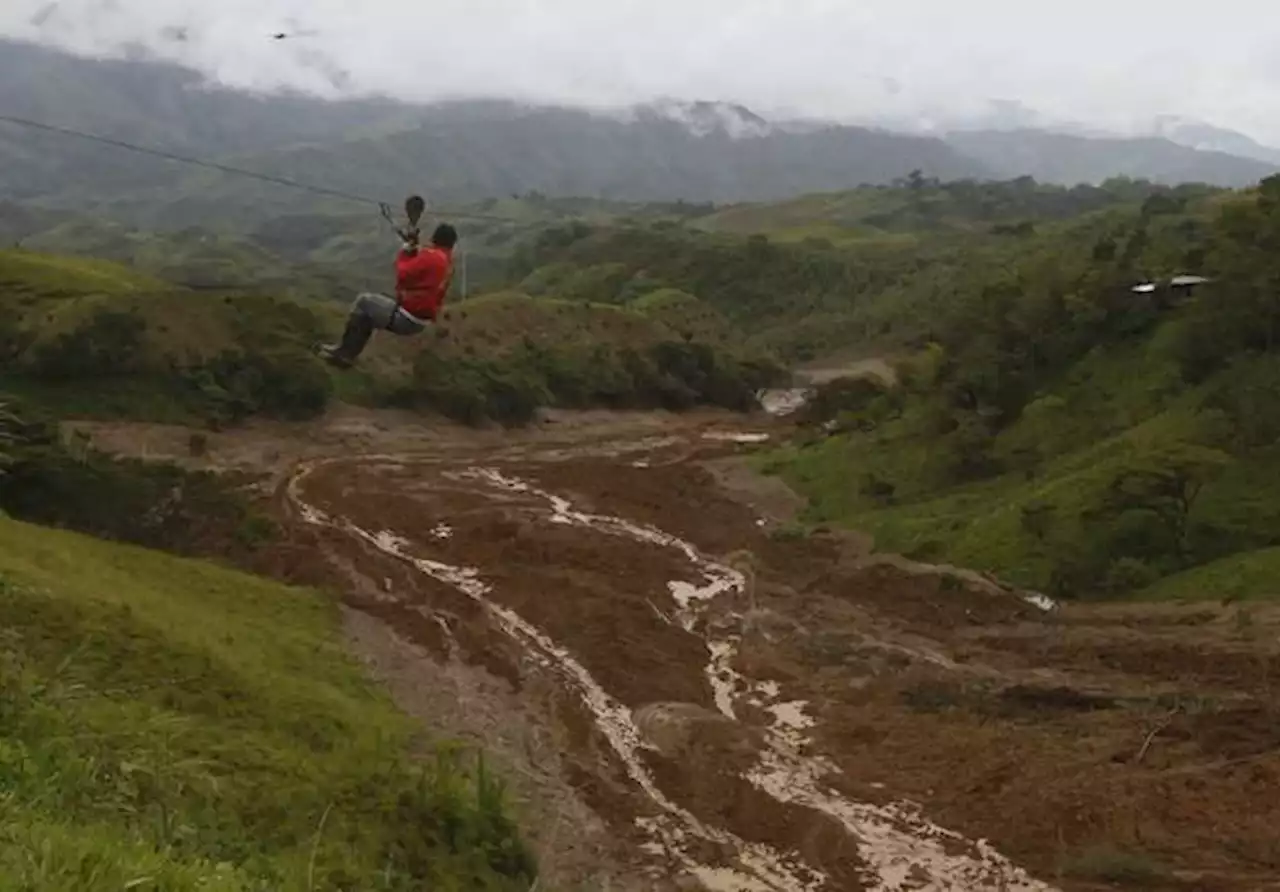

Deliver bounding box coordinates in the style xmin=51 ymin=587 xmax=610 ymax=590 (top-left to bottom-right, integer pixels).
xmin=332 ymin=293 xmax=426 ymax=360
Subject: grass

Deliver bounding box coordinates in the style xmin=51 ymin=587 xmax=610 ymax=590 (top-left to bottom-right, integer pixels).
xmin=1 ymin=249 xmax=344 ymax=424
xmin=0 ymin=516 xmax=535 ymax=891
xmin=2 ymin=246 xmax=772 ymax=427
xmin=0 ymin=376 xmax=210 ymax=425
xmin=444 ymin=291 xmax=660 ymax=354
xmin=760 ymin=326 xmax=1280 ymax=599
xmin=762 ymin=408 xmax=1223 ymax=592
xmin=1059 ymin=845 xmax=1173 ymax=886
xmin=1133 ymin=547 xmax=1280 ymax=603
xmin=0 ymin=249 xmax=168 ymax=297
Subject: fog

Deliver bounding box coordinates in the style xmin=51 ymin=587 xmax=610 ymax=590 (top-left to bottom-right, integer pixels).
xmin=5 ymin=0 xmax=1280 ymax=143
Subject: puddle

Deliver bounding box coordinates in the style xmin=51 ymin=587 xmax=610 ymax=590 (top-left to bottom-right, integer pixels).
xmin=760 ymin=389 xmax=812 ymax=417
xmin=1024 ymin=592 xmax=1057 ymax=612
xmin=702 ymin=432 xmax=771 ymax=444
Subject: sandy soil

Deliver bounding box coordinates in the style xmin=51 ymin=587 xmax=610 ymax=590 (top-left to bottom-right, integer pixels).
xmin=69 ymin=403 xmax=1280 ymax=891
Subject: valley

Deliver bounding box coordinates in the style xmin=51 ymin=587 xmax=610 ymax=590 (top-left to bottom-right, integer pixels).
xmin=54 ymin=403 xmax=1280 ymax=891
xmin=7 ymin=32 xmax=1280 ymax=891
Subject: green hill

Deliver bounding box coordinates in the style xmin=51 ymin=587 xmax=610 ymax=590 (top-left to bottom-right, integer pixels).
xmin=694 ymin=174 xmax=1201 ymax=242
xmin=0 ymin=249 xmax=338 ymax=424
xmin=0 ymin=513 xmax=534 ymax=890
xmin=0 ymin=245 xmax=780 ymax=428
xmin=757 ymin=176 xmax=1280 ymax=602
xmin=504 ymin=177 xmax=1220 ymax=363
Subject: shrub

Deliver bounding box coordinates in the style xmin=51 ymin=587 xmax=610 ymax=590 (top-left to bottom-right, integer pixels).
xmin=1103 ymin=557 xmax=1162 ymax=593
xmin=801 ymin=376 xmax=890 ymax=426
xmin=186 ymin=347 xmax=332 ymax=424
xmin=0 ymin=400 xmax=267 ymax=557
xmin=411 ymin=352 xmax=549 ymax=427
xmin=29 ymin=309 xmax=145 ymax=381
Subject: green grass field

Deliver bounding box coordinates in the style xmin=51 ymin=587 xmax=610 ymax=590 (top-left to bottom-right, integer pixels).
xmin=0 ymin=516 xmax=535 ymax=891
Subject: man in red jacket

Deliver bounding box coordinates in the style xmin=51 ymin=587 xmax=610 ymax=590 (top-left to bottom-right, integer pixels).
xmin=318 ymin=222 xmax=457 ymax=368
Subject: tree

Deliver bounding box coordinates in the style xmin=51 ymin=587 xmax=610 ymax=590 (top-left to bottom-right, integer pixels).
xmin=1020 ymin=501 xmax=1057 ymax=543
xmin=1096 ymin=443 xmax=1232 ymax=561
xmin=31 ymin=309 xmax=145 ymax=382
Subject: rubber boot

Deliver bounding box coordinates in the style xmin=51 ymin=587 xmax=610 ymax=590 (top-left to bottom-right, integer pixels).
xmin=322 ymin=311 xmax=374 ymax=367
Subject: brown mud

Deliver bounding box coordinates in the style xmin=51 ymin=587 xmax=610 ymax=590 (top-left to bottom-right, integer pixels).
xmin=68 ymin=405 xmax=1280 ymax=891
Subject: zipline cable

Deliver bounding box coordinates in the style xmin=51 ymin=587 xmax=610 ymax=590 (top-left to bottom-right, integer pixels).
xmin=0 ymin=112 xmax=538 ymax=226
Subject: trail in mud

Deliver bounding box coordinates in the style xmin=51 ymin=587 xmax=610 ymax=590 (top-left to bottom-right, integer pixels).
xmin=285 ymin=442 xmax=1055 ymax=892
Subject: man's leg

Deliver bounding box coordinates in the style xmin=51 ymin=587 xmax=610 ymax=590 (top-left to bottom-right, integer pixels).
xmin=386 ymin=310 xmax=427 ymax=338
xmin=321 ymin=293 xmax=399 ymax=364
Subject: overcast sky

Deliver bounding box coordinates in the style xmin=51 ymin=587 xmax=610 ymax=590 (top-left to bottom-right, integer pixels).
xmin=5 ymin=0 xmax=1280 ymax=143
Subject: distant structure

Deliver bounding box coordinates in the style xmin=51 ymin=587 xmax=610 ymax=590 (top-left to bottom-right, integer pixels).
xmin=1131 ymin=274 xmax=1212 ymax=305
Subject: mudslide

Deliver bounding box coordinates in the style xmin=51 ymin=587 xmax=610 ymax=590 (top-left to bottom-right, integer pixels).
xmin=280 ymin=431 xmax=1053 ymax=891
xmin=77 ymin=406 xmax=1280 ymax=891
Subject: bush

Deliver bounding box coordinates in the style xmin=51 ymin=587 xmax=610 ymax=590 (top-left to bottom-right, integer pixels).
xmin=186 ymin=347 xmax=332 ymax=424
xmin=1103 ymin=557 xmax=1162 ymax=593
xmin=0 ymin=400 xmax=267 ymax=557
xmin=411 ymin=352 xmax=549 ymax=427
xmin=859 ymin=472 xmax=896 ymax=505
xmin=29 ymin=309 xmax=145 ymax=382
xmin=1201 ymin=354 xmax=1280 ymax=451
xmin=801 ymin=376 xmax=890 ymax=426
xmin=404 ymin=336 xmax=770 ymax=425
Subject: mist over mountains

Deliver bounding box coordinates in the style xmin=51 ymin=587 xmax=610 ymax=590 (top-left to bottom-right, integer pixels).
xmin=2 ymin=37 xmax=1278 ymax=224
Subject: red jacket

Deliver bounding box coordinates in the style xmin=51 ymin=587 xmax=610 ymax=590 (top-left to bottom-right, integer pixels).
xmin=394 ymin=245 xmax=453 ymax=322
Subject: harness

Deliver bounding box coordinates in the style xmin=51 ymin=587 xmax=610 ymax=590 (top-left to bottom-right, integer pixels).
xmin=389 ymin=305 xmax=429 ymax=328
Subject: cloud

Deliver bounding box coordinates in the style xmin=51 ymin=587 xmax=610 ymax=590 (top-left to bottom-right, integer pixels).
xmin=4 ymin=0 xmax=1280 ymax=143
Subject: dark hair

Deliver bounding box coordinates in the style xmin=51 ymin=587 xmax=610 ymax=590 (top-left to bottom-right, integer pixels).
xmin=430 ymin=223 xmax=458 ymax=248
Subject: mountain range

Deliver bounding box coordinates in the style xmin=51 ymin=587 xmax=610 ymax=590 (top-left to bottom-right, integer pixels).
xmin=2 ymin=37 xmax=1278 ymax=226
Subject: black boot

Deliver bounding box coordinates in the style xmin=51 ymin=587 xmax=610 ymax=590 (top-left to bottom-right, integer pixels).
xmin=322 ymin=311 xmax=375 ymax=366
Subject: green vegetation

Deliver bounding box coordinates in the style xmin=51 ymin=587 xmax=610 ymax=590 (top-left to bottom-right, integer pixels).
xmin=1 ymin=245 xmax=781 ymax=428
xmin=0 ymin=249 xmax=336 ymax=425
xmin=13 ymin=161 xmax=1280 ymax=604
xmin=759 ymin=175 xmax=1280 ymax=602
xmin=381 ymin=291 xmax=782 ymax=425
xmin=0 ymin=399 xmax=273 ymax=558
xmin=697 ymin=173 xmax=1201 ymax=240
xmin=0 ymin=516 xmax=535 ymax=891
xmin=505 ymin=178 xmax=1215 ymax=362
xmin=1059 ymin=845 xmax=1173 ymax=886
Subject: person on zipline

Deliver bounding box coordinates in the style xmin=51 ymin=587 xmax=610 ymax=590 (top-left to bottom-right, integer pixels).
xmin=319 ymin=221 xmax=458 ymax=368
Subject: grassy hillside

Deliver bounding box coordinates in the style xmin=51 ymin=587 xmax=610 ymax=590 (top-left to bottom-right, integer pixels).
xmin=0 ymin=515 xmax=535 ymax=890
xmin=505 ymin=178 xmax=1220 ymax=363
xmin=0 ymin=245 xmax=780 ymax=428
xmin=759 ymin=176 xmax=1280 ymax=602
xmin=0 ymin=249 xmax=338 ymax=425
xmin=694 ymin=174 xmax=1201 ymax=241
xmin=8 ymin=193 xmax=714 ymax=306
xmin=351 ymin=288 xmax=783 ymax=425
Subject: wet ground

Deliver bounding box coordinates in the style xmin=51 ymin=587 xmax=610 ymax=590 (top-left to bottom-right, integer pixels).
xmin=70 ymin=405 xmax=1280 ymax=891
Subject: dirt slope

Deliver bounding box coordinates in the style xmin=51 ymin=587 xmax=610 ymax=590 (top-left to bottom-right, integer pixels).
xmin=71 ymin=406 xmax=1280 ymax=891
